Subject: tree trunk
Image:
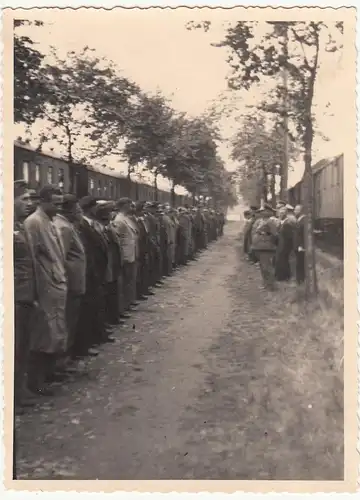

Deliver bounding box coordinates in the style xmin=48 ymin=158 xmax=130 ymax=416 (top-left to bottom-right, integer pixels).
xmin=154 ymin=173 xmax=158 ymax=202
xmin=302 ymin=110 xmax=318 ymax=298
xmin=260 ymin=164 xmax=267 ymax=207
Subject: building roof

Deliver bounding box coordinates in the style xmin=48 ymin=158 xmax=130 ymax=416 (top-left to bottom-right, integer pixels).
xmin=287 ymin=153 xmax=343 ymax=189
xmin=311 ymin=154 xmax=343 ymax=175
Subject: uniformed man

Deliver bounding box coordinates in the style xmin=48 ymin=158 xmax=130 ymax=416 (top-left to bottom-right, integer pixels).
xmin=13 ymin=180 xmax=37 ymax=411
xmin=250 ymin=204 xmax=278 ymax=290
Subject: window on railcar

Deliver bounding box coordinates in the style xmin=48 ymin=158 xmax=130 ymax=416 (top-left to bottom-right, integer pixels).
xmin=58 ymin=167 xmax=65 ymax=191
xmin=109 ymin=180 xmax=113 ymax=199
xmin=35 ymin=164 xmax=40 ymax=185
xmin=97 ymin=179 xmax=101 ymax=196
xmin=47 ymin=166 xmax=53 ymax=184
xmin=89 ymin=177 xmax=94 ymax=192
xmin=22 ymin=161 xmax=29 ymax=183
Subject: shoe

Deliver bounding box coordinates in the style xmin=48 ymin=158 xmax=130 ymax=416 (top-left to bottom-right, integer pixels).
xmin=104 ymin=336 xmax=116 ymax=344
xmin=87 ymin=348 xmax=100 ymax=357
xmin=138 ymin=295 xmax=148 ymax=301
xmin=146 ymin=290 xmax=155 ymax=296
xmin=120 ymin=313 xmax=131 ymax=319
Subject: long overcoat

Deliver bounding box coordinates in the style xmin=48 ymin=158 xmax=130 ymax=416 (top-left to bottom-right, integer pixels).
xmin=24 ymin=207 xmax=68 ymax=354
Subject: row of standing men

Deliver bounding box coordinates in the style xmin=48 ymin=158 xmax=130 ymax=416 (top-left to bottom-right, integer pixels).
xmin=242 ymin=201 xmax=306 ymax=289
xmin=13 ymin=180 xmax=226 ymax=414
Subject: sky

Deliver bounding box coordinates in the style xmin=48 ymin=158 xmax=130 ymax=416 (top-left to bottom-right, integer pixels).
xmin=14 ymin=8 xmax=346 ymax=193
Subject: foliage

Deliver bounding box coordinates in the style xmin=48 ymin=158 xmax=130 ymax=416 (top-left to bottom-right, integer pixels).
xmin=14 ymin=25 xmax=237 ymax=209
xmin=230 ymin=113 xmax=299 ymax=204
xmin=188 ymin=19 xmax=343 ymax=295
xmin=35 ymin=47 xmax=139 ymax=167
xmin=14 ymin=19 xmax=49 ymax=124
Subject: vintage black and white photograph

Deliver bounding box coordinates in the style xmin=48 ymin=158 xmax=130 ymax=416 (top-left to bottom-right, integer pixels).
xmin=4 ymin=5 xmax=356 ymax=488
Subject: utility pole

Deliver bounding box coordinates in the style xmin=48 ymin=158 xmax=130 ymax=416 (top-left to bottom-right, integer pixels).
xmin=267 ymin=21 xmax=292 ymax=202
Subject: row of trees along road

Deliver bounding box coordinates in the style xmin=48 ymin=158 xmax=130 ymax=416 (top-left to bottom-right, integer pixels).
xmin=187 ymin=19 xmax=343 ymax=298
xmin=14 ymin=19 xmax=238 ymax=211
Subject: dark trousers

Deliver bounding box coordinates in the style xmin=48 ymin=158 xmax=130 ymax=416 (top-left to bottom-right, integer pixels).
xmin=122 ymin=261 xmax=137 ymax=309
xmin=104 ymin=281 xmax=119 ymax=325
xmin=256 ymin=250 xmax=276 ymax=288
xmin=66 ymin=293 xmax=82 ymax=354
xmin=74 ymin=286 xmax=106 ymax=354
xmin=275 ymin=250 xmax=292 ymax=281
xmin=14 ymin=303 xmax=34 ymax=403
xmin=27 ymin=351 xmax=57 ymax=390
xmin=137 ymin=256 xmax=149 ymax=297
xmin=295 ymin=251 xmax=305 ymax=284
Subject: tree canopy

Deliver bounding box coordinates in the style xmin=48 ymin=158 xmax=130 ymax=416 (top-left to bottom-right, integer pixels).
xmin=14 ymin=21 xmax=237 ymax=209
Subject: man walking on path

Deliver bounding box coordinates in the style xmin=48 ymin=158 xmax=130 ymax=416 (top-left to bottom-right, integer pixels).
xmin=250 ymin=204 xmax=278 ymax=290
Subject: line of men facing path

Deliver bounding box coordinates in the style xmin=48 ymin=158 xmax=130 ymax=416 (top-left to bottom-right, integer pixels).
xmin=243 ymin=201 xmax=306 ymax=290
xmin=13 ymin=180 xmax=225 ymax=414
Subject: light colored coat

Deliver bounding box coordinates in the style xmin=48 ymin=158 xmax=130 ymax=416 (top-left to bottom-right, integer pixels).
xmin=24 ymin=207 xmax=68 ymax=354
xmin=53 ymin=214 xmax=86 ymax=295
xmin=112 ymin=212 xmax=139 ymax=263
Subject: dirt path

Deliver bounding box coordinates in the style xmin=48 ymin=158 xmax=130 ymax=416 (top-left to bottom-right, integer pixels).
xmin=15 ymin=222 xmax=343 ymax=480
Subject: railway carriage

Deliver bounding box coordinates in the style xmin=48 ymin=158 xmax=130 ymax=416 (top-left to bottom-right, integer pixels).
xmin=287 ymin=153 xmax=344 ymax=256
xmin=14 ymin=140 xmax=71 ymax=193
xmin=14 ymin=141 xmax=193 ymax=207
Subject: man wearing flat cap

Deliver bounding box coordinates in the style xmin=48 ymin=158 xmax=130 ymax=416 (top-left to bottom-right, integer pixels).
xmin=53 ymin=195 xmax=86 ymax=372
xmin=13 ymin=180 xmax=38 ymax=410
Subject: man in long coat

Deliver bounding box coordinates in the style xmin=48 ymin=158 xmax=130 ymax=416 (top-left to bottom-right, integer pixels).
xmin=92 ymin=201 xmax=119 ymax=340
xmin=134 ymin=202 xmax=151 ymax=299
xmin=275 ymin=205 xmax=294 ymax=281
xmin=24 ymin=185 xmax=67 ymax=395
xmin=53 ymin=194 xmax=86 ymax=373
xmin=112 ymin=198 xmax=139 ymax=312
xmin=74 ymin=196 xmax=107 ymax=357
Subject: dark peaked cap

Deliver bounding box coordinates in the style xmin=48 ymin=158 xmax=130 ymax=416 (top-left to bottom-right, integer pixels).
xmin=79 ymin=195 xmax=97 ymax=210
xmin=14 ymin=179 xmax=28 ymax=198
xmin=62 ymin=194 xmax=79 ymax=211
xmin=115 ymin=197 xmax=133 ymax=208
xmin=94 ymin=201 xmax=114 ymax=219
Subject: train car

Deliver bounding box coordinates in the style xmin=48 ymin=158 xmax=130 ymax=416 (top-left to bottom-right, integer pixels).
xmin=287 ymin=153 xmax=344 ymax=256
xmin=14 ymin=140 xmax=70 ymax=193
xmin=14 ymin=142 xmax=194 ymax=208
